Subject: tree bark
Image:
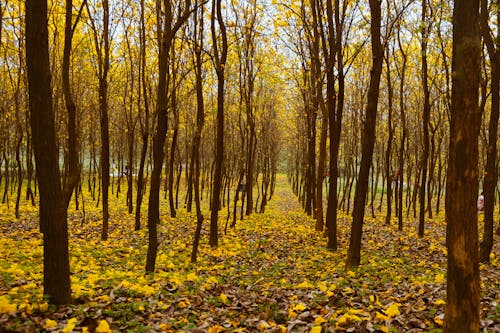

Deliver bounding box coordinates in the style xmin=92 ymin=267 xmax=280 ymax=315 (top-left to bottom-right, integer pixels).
xmin=346 ymin=0 xmax=383 ymax=267
xmin=444 ymin=0 xmax=481 ymax=331
xmin=419 ymin=0 xmax=431 ymax=238
xmin=209 ymin=0 xmax=228 ymax=247
xmin=479 ymin=0 xmax=499 ymax=264
xmin=25 ymin=0 xmax=71 ymax=305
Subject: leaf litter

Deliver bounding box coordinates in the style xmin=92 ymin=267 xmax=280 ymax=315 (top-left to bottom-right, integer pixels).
xmin=0 ymin=175 xmax=499 ymax=332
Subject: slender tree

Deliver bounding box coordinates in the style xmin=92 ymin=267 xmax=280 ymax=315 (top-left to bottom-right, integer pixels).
xmin=190 ymin=0 xmax=205 ymax=262
xmin=25 ymin=0 xmax=71 ymax=305
xmin=346 ymin=0 xmax=383 ymax=267
xmin=209 ymin=0 xmax=228 ymax=247
xmin=444 ymin=0 xmax=481 ymax=330
xmin=479 ymin=0 xmax=499 ymax=263
xmin=419 ymin=0 xmax=431 ymax=237
xmin=145 ymin=0 xmax=191 ymax=272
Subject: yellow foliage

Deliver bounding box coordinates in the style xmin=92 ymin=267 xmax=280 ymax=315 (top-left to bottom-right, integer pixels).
xmin=293 ymin=280 xmax=315 ymax=289
xmin=96 ymin=319 xmax=112 ymax=333
xmin=374 ymin=311 xmax=389 ymax=322
xmin=434 ymin=299 xmax=446 ymax=306
xmin=314 ymin=316 xmax=327 ymax=325
xmin=44 ymin=318 xmax=57 ymax=329
xmin=434 ymin=273 xmax=445 ymax=283
xmin=219 ymin=293 xmax=229 ymax=305
xmin=0 ymin=296 xmax=16 ymax=313
xmin=208 ymin=325 xmax=226 ymax=333
xmin=186 ymin=272 xmax=198 ymax=281
xmin=310 ymin=326 xmax=322 ymax=333
xmin=384 ymin=303 xmax=401 ymax=317
xmin=335 ymin=313 xmax=361 ymax=327
xmin=62 ymin=318 xmax=78 ymax=333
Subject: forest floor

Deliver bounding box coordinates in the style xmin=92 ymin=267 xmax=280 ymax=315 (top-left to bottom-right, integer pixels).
xmin=0 ymin=174 xmax=499 ymax=333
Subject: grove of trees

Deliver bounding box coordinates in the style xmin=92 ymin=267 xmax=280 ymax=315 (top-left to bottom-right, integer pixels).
xmin=1 ymin=0 xmax=498 ymax=330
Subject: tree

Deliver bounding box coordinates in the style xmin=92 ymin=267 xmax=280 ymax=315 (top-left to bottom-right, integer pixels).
xmin=145 ymin=0 xmax=191 ymax=273
xmin=190 ymin=0 xmax=206 ymax=262
xmin=25 ymin=0 xmax=71 ymax=305
xmin=479 ymin=0 xmax=499 ymax=263
xmin=61 ymin=0 xmax=86 ymax=211
xmin=418 ymin=0 xmax=432 ymax=237
xmin=134 ymin=0 xmax=150 ymax=231
xmin=346 ymin=0 xmax=383 ymax=267
xmin=209 ymin=0 xmax=228 ymax=247
xmin=86 ymin=0 xmax=111 ymax=240
xmin=443 ymin=0 xmax=481 ymax=331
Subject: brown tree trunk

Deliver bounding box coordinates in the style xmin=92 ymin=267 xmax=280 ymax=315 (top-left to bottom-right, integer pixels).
xmin=135 ymin=0 xmax=150 ymax=230
xmin=346 ymin=0 xmax=383 ymax=268
xmin=444 ymin=0 xmax=481 ymax=330
xmin=25 ymin=0 xmax=71 ymax=305
xmin=190 ymin=4 xmax=205 ymax=262
xmin=479 ymin=0 xmax=499 ymax=264
xmin=396 ymin=25 xmax=407 ymax=231
xmin=419 ymin=0 xmax=431 ymax=238
xmin=145 ymin=0 xmax=191 ymax=271
xmin=209 ymin=0 xmax=228 ymax=248
xmin=61 ymin=0 xmax=83 ymax=210
xmin=384 ymin=46 xmax=394 ymax=225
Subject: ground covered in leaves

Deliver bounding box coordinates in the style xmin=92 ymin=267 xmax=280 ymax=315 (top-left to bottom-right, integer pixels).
xmin=0 ymin=175 xmax=499 ymax=332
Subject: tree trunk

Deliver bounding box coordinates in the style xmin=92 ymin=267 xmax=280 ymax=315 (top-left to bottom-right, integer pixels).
xmin=135 ymin=0 xmax=150 ymax=231
xmin=444 ymin=0 xmax=481 ymax=330
xmin=346 ymin=0 xmax=382 ymax=268
xmin=384 ymin=46 xmax=394 ymax=225
xmin=419 ymin=0 xmax=431 ymax=238
xmin=209 ymin=0 xmax=228 ymax=248
xmin=25 ymin=0 xmax=71 ymax=304
xmin=479 ymin=0 xmax=499 ymax=264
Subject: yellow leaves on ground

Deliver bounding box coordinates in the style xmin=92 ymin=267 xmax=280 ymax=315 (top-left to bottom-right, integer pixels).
xmin=0 ymin=296 xmax=16 ymax=313
xmin=208 ymin=324 xmax=226 ymax=333
xmin=310 ymin=326 xmax=323 ymax=333
xmin=433 ymin=299 xmax=446 ymax=306
xmin=1 ymin=174 xmax=499 ymax=332
xmin=434 ymin=273 xmax=445 ymax=283
xmin=96 ymin=319 xmax=112 ymax=333
xmin=293 ymin=279 xmax=315 ymax=289
xmin=219 ymin=292 xmax=229 ymax=305
xmin=62 ymin=318 xmax=78 ymax=333
xmin=384 ymin=303 xmax=401 ymax=317
xmin=314 ymin=315 xmax=327 ymax=325
xmin=44 ymin=318 xmax=57 ymax=329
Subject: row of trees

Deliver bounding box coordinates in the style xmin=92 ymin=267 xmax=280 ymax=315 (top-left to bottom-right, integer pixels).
xmin=285 ymin=0 xmax=499 ymax=261
xmin=5 ymin=0 xmax=285 ymax=303
xmin=281 ymin=0 xmax=497 ymax=331
xmin=4 ymin=0 xmax=495 ymax=330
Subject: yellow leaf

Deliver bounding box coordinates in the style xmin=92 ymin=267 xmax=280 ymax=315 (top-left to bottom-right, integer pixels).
xmin=310 ymin=326 xmax=323 ymax=333
xmin=292 ymin=303 xmax=307 ymax=312
xmin=293 ymin=280 xmax=315 ymax=289
xmin=434 ymin=273 xmax=445 ymax=283
xmin=208 ymin=324 xmax=226 ymax=333
xmin=385 ymin=303 xmax=401 ymax=317
xmin=220 ymin=293 xmax=229 ymax=305
xmin=374 ymin=311 xmax=389 ymax=322
xmin=0 ymin=296 xmax=16 ymax=313
xmin=62 ymin=318 xmax=78 ymax=333
xmin=186 ymin=272 xmax=198 ymax=281
xmin=433 ymin=299 xmax=446 ymax=306
xmin=44 ymin=319 xmax=58 ymax=329
xmin=96 ymin=319 xmax=112 ymax=333
xmin=380 ymin=325 xmax=389 ymax=333
xmin=314 ymin=316 xmax=327 ymax=325
xmin=39 ymin=302 xmax=49 ymax=312
xmin=434 ymin=315 xmax=444 ymax=326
